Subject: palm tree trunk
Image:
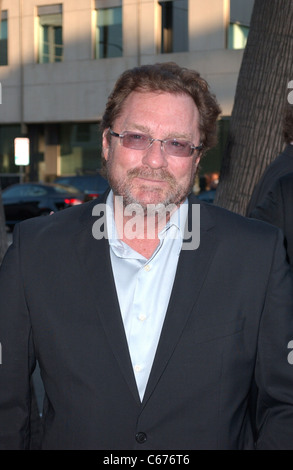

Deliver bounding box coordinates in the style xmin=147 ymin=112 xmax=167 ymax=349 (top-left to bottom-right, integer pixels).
xmin=214 ymin=0 xmax=293 ymax=215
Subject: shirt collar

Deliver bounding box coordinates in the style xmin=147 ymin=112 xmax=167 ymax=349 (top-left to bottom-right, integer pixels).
xmin=106 ymin=190 xmax=188 ymax=256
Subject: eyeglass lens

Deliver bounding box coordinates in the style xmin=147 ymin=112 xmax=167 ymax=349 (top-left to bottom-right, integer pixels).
xmin=122 ymin=132 xmax=194 ymax=157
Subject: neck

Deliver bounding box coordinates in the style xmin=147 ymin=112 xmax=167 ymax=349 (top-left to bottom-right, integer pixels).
xmin=113 ymin=195 xmax=177 ymax=258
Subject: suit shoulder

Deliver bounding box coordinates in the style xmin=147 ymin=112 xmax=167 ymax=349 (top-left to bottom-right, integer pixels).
xmin=198 ymin=198 xmax=281 ymax=239
xmin=15 ymin=198 xmax=98 ymax=243
xmin=279 ymin=171 xmax=293 ymax=191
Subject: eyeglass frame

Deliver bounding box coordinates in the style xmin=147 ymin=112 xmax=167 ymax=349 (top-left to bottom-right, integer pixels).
xmin=108 ymin=128 xmax=203 ymax=157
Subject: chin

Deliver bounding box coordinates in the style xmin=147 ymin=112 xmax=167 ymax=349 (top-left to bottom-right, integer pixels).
xmin=134 ymin=189 xmax=168 ymax=206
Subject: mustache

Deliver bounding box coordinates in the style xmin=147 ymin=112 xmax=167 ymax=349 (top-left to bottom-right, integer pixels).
xmin=127 ymin=167 xmax=176 ymax=184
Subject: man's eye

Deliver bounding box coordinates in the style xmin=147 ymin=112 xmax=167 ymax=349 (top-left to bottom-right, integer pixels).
xmin=170 ymin=140 xmax=186 ymax=148
xmin=129 ymin=133 xmax=146 ymax=141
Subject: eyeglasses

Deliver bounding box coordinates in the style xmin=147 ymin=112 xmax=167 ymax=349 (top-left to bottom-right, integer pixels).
xmin=109 ymin=129 xmax=203 ymax=157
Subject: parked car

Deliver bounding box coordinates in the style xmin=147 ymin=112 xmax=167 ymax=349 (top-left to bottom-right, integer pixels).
xmin=2 ymin=182 xmax=85 ymax=230
xmin=54 ymin=173 xmax=109 ymax=201
xmin=197 ymin=188 xmax=216 ymax=204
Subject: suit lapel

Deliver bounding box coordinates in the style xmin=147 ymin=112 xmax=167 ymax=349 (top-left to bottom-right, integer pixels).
xmin=75 ymin=195 xmax=141 ymax=404
xmin=142 ymin=197 xmax=218 ymax=405
xmin=75 ymin=194 xmax=218 ymax=406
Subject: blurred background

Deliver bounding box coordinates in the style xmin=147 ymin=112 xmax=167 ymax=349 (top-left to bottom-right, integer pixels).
xmin=0 ymin=0 xmax=254 ymax=191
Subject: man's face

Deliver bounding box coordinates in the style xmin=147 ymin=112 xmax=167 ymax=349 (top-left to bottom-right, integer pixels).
xmin=103 ymin=90 xmax=202 ymax=209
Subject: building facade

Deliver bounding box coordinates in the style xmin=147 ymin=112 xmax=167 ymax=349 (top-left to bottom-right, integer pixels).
xmin=0 ymin=0 xmax=254 ymax=188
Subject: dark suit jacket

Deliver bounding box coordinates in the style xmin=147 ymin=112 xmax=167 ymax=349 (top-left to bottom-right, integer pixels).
xmin=246 ymin=144 xmax=293 ymax=216
xmin=250 ymin=172 xmax=293 ymax=268
xmin=1 ymin=193 xmax=293 ymax=450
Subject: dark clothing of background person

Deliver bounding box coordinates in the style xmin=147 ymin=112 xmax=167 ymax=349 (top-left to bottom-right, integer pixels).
xmin=246 ymin=143 xmax=293 ymax=216
xmin=249 ymin=171 xmax=293 ymax=268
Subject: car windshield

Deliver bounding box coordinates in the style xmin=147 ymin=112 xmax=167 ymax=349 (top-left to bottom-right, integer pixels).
xmin=56 ymin=175 xmax=108 ymax=191
xmin=52 ymin=184 xmax=81 ymax=194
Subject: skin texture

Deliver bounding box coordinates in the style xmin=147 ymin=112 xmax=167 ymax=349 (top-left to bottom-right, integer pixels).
xmin=102 ymin=90 xmax=202 ymax=257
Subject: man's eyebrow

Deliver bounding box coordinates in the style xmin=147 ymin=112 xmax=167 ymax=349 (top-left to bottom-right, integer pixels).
xmin=126 ymin=124 xmax=192 ymax=140
xmin=126 ymin=123 xmax=150 ymax=133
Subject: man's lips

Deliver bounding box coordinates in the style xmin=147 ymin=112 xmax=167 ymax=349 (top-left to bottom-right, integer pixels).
xmin=135 ymin=176 xmax=167 ymax=184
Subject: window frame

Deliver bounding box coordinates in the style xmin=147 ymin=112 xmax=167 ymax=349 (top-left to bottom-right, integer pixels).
xmin=37 ymin=4 xmax=63 ymax=64
xmin=158 ymin=0 xmax=189 ymax=54
xmin=94 ymin=3 xmax=123 ymax=59
xmin=0 ymin=10 xmax=8 ymax=66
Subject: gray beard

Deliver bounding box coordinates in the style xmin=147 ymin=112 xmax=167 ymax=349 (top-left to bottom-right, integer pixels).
xmin=106 ymin=164 xmax=195 ymax=214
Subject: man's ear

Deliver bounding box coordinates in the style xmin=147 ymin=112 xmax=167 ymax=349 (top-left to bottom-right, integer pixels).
xmin=195 ymin=154 xmax=201 ymax=168
xmin=102 ymin=129 xmax=110 ymax=161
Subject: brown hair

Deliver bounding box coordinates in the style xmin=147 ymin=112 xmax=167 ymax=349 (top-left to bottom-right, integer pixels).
xmin=101 ymin=62 xmax=221 ymax=153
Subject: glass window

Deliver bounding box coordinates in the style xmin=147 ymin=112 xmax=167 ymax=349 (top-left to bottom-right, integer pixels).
xmin=38 ymin=5 xmax=63 ymax=63
xmin=95 ymin=6 xmax=122 ymax=58
xmin=228 ymin=23 xmax=249 ymax=50
xmin=59 ymin=123 xmax=103 ymax=175
xmin=228 ymin=0 xmax=254 ymax=50
xmin=25 ymin=185 xmax=48 ymax=197
xmin=159 ymin=0 xmax=188 ymax=53
xmin=0 ymin=125 xmax=22 ymax=175
xmin=53 ymin=184 xmax=80 ymax=194
xmin=0 ymin=11 xmax=8 ymax=66
xmin=2 ymin=185 xmax=24 ymax=198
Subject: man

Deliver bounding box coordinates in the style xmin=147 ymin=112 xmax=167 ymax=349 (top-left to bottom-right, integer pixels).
xmin=1 ymin=62 xmax=293 ymax=450
xmin=246 ymin=102 xmax=293 ymax=215
xmin=249 ymin=171 xmax=293 ymax=268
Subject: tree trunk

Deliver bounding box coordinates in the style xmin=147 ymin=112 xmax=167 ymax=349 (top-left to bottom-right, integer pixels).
xmin=214 ymin=0 xmax=293 ymax=215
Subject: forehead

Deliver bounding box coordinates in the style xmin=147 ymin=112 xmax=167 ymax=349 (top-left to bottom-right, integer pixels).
xmin=114 ymin=91 xmax=200 ymax=136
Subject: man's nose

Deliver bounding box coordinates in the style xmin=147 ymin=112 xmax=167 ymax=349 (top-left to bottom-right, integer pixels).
xmin=141 ymin=140 xmax=168 ymax=168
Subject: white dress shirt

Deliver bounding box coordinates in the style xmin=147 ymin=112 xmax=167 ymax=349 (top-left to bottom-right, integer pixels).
xmin=106 ymin=191 xmax=187 ymax=401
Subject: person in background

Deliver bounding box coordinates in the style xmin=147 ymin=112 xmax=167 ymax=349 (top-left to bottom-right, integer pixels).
xmin=1 ymin=62 xmax=293 ymax=450
xmin=197 ymin=172 xmax=219 ymax=203
xmin=249 ymin=171 xmax=293 ymax=268
xmin=246 ymin=102 xmax=293 ymax=216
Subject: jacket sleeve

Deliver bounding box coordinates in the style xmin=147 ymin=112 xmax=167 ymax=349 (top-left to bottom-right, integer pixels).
xmin=249 ymin=180 xmax=284 ymax=230
xmin=0 ymin=223 xmax=35 ymax=449
xmin=255 ymin=229 xmax=293 ymax=449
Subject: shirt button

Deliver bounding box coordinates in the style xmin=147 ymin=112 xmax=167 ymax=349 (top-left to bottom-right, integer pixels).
xmin=134 ymin=364 xmax=141 ymax=373
xmin=138 ymin=314 xmax=146 ymax=321
xmin=136 ymin=432 xmax=147 ymax=444
xmin=144 ymin=264 xmax=151 ymax=272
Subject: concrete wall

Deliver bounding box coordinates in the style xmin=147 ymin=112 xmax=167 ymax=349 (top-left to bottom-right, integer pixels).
xmin=0 ymin=0 xmax=247 ymax=125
